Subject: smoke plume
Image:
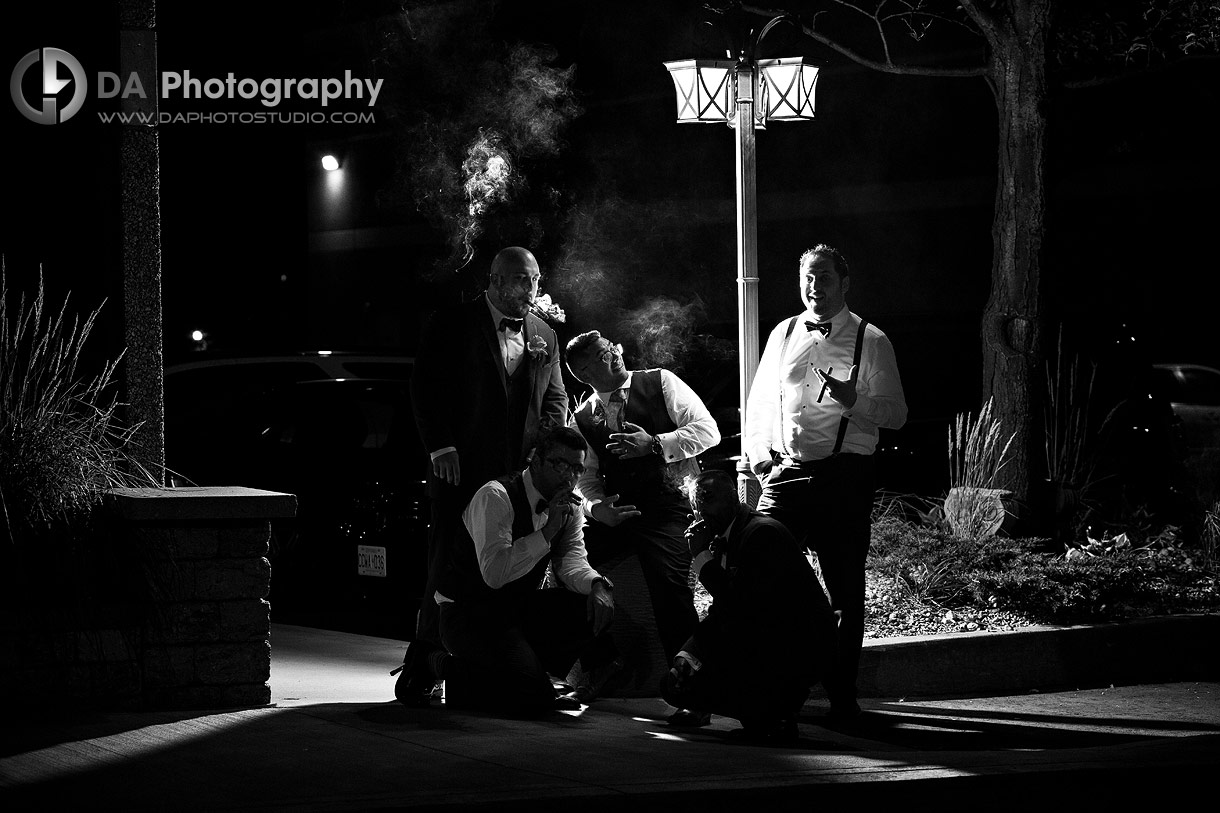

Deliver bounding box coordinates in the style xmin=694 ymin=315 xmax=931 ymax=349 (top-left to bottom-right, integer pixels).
xmin=378 ymin=4 xmax=581 ymax=275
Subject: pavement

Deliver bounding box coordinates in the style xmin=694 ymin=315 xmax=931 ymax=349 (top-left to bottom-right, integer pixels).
xmin=3 ymin=621 xmax=1219 ymax=811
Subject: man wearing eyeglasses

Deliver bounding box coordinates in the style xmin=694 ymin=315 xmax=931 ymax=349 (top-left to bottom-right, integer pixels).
xmin=400 ymin=246 xmax=568 ymax=707
xmin=422 ymin=426 xmax=617 ymax=714
xmin=565 ymin=330 xmax=720 ymax=725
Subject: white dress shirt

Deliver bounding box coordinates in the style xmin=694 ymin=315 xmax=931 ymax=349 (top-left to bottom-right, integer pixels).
xmin=573 ymin=369 xmax=721 ymax=508
xmin=745 ymin=306 xmax=907 ymax=465
xmin=485 ymin=296 xmax=526 ymax=376
xmin=459 ymin=468 xmax=603 ymax=595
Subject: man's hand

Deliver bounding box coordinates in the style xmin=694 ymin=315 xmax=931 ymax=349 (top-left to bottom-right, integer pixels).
xmin=668 ymin=655 xmax=695 ymax=690
xmin=607 ymin=421 xmax=655 ymax=459
xmin=684 ymin=518 xmax=715 ymax=558
xmin=587 ymin=581 xmax=615 ymax=635
xmin=432 ymin=450 xmax=461 ymax=485
xmin=590 ymin=494 xmax=642 ymax=527
xmin=815 ymin=364 xmax=859 ymax=408
xmin=541 ymin=489 xmax=581 ymax=541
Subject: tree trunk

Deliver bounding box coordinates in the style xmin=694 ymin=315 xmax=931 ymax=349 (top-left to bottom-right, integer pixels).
xmin=979 ymin=0 xmax=1052 ymax=508
xmin=118 ymin=0 xmax=165 ymax=484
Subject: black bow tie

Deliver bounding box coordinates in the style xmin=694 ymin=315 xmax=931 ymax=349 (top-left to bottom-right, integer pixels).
xmin=805 ymin=320 xmax=831 ymax=336
xmin=535 ymin=498 xmax=548 ymax=514
xmin=500 ymin=317 xmax=524 ymax=333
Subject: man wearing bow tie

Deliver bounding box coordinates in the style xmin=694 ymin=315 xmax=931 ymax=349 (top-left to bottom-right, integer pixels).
xmin=745 ymin=244 xmax=907 ymax=721
xmin=662 ymin=470 xmax=837 ymax=742
xmin=399 ymin=246 xmax=568 ymax=706
xmin=565 ymin=330 xmax=720 ymax=724
xmin=429 ymin=426 xmax=617 ymax=714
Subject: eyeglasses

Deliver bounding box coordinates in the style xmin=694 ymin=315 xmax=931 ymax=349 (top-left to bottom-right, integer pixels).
xmin=578 ymin=343 xmax=623 ymax=373
xmin=546 ymin=457 xmax=585 ymax=477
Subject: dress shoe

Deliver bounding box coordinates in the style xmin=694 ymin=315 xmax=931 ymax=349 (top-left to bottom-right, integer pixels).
xmin=552 ymin=693 xmax=583 ymax=711
xmin=566 ymin=657 xmax=624 ymax=704
xmin=827 ymin=699 xmax=862 ymax=722
xmin=666 ymin=708 xmax=711 ymax=727
xmin=731 ymin=718 xmax=799 ymax=744
xmin=393 ymin=642 xmax=436 ymax=708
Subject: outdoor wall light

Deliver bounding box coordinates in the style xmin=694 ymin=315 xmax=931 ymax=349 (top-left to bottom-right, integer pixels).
xmin=321 ymin=154 xmax=340 ymax=171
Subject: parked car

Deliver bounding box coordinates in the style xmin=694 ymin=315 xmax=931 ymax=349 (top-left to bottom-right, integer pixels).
xmin=1150 ymin=363 xmax=1220 ymax=453
xmin=164 ymin=353 xmax=427 ymax=640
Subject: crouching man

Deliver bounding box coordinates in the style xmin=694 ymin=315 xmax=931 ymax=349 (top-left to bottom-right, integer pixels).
xmin=418 ymin=426 xmax=618 ymax=715
xmin=661 ymin=470 xmax=838 ymax=741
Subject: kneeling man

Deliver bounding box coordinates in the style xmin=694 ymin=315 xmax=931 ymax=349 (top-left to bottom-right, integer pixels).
xmin=662 ymin=470 xmax=838 ymax=741
xmin=430 ymin=426 xmax=618 ymax=714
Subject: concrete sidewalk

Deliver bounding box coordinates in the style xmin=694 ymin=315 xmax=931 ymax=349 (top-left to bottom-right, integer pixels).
xmin=3 ymin=623 xmax=1218 ymax=811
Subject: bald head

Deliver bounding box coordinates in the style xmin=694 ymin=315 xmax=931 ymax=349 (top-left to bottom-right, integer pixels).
xmin=487 ymin=246 xmax=541 ymax=318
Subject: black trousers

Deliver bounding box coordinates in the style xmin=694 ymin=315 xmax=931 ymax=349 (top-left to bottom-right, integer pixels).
xmin=416 ymin=492 xmax=468 ymax=645
xmin=438 ymin=588 xmax=616 ymax=715
xmin=582 ymin=497 xmax=698 ymax=662
xmin=755 ymin=453 xmax=875 ymax=705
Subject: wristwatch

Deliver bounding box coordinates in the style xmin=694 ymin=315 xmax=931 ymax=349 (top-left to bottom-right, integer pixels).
xmin=591 ymin=575 xmax=614 ymax=591
xmin=650 ymin=434 xmax=664 ymax=457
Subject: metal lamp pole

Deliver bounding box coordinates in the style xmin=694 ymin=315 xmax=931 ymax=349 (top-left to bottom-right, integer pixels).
xmin=664 ymin=10 xmax=816 ymax=506
xmin=732 ymin=60 xmax=761 ymax=506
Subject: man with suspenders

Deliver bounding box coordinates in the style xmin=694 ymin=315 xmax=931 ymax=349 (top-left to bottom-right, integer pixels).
xmin=744 ymin=244 xmax=908 ymax=721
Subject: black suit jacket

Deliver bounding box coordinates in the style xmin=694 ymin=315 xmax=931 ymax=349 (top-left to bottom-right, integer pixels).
xmin=410 ymin=294 xmax=568 ymax=500
xmin=693 ymin=505 xmax=837 ymax=681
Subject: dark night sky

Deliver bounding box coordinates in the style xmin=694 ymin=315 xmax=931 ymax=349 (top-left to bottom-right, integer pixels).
xmin=4 ymin=0 xmax=1219 ymax=425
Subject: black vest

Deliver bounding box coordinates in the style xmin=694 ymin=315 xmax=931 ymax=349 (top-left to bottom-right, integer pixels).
xmin=573 ymin=369 xmax=699 ymax=507
xmin=505 ymin=357 xmax=532 ymax=470
xmin=440 ymin=473 xmax=551 ymax=605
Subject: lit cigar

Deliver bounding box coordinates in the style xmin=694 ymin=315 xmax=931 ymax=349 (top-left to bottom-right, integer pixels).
xmin=817 ymin=366 xmax=833 ymax=403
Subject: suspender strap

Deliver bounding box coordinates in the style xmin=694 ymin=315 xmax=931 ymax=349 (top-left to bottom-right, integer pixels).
xmin=831 ymin=319 xmax=868 ymax=455
xmin=777 ymin=317 xmax=800 ymax=458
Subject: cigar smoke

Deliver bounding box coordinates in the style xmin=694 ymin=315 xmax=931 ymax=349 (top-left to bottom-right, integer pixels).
xmin=379 ymin=5 xmax=581 ymax=275
xmin=552 ymin=194 xmax=735 ymax=373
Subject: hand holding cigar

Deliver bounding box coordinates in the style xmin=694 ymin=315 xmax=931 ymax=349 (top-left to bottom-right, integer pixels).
xmin=815 ymin=364 xmax=859 ymax=408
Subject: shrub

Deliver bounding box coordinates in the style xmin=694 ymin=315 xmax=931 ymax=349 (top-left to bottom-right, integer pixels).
xmin=0 ymin=268 xmax=155 ymax=546
xmin=866 ymin=513 xmax=1218 ymax=626
xmin=944 ymin=398 xmax=1016 ymax=540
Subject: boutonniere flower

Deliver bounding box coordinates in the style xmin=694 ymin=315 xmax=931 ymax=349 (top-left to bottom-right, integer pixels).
xmin=528 ymin=335 xmax=548 ymax=361
xmin=530 ymin=293 xmax=566 ymax=324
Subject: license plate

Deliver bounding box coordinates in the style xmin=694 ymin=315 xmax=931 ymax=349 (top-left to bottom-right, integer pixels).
xmin=357 ymin=545 xmax=387 ymax=577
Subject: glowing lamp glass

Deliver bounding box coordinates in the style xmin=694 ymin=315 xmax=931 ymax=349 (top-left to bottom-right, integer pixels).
xmin=663 ymin=59 xmax=735 ymax=123
xmin=321 ymin=154 xmax=340 ymax=171
xmin=757 ymin=58 xmax=818 ymax=122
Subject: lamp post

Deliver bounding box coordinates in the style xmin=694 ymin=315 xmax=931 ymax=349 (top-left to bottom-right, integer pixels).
xmin=665 ymin=11 xmax=818 ymax=504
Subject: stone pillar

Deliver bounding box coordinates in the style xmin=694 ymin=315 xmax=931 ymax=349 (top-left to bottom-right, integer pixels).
xmin=106 ymin=486 xmax=296 ymax=709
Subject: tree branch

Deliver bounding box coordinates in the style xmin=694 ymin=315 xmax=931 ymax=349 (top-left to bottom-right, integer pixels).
xmin=1060 ymin=50 xmax=1220 ymax=89
xmin=958 ymin=0 xmax=1003 ymax=44
xmin=740 ymin=1 xmax=988 ymax=77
